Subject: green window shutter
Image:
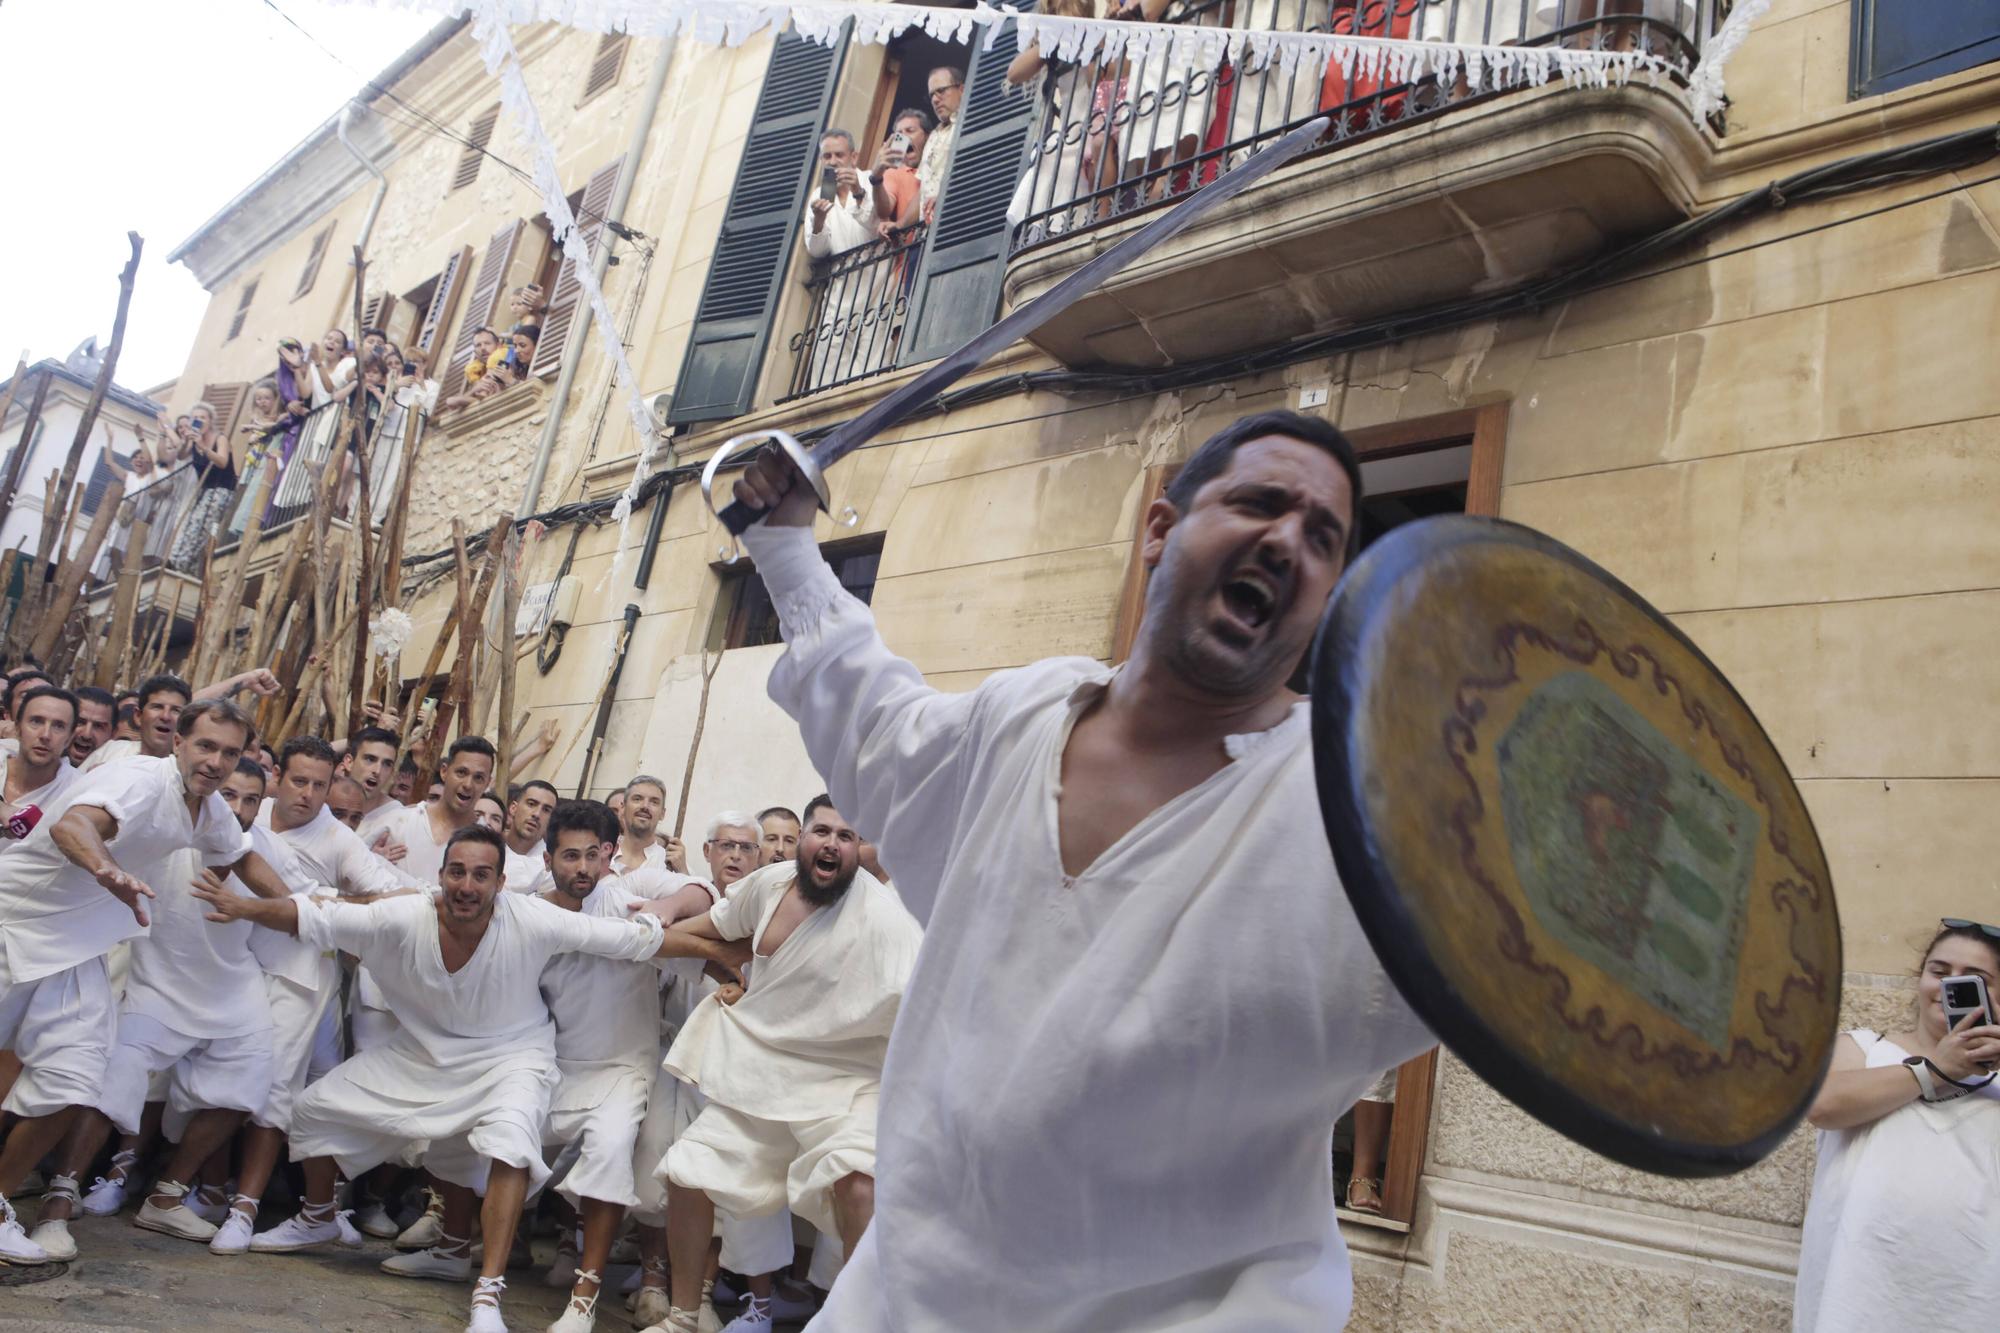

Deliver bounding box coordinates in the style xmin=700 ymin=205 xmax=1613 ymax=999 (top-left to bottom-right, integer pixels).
xmin=897 ymin=2 xmax=1039 ymax=367
xmin=666 ymin=29 xmax=847 ymax=425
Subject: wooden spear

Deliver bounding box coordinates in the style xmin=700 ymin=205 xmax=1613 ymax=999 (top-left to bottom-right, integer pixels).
xmin=492 ymin=524 xmax=523 ymax=792
xmin=432 ymin=520 xmax=505 ymax=753
xmin=30 ymin=235 xmax=142 ymax=594
xmin=190 ymin=465 xmax=275 ymax=685
xmin=28 ymin=474 xmax=124 ymax=661
xmin=0 ymin=369 xmax=49 ymax=541
xmin=101 ymin=519 xmax=149 ymax=687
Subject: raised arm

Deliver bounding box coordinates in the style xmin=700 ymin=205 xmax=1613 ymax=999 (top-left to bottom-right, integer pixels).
xmin=50 ymin=804 xmax=155 ymax=925
xmin=731 ymin=454 xmax=986 ymax=918
xmin=194 ymin=668 xmax=282 ymax=703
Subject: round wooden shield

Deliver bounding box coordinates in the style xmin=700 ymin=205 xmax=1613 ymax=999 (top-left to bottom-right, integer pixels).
xmin=1311 ymin=516 xmax=1841 ymax=1176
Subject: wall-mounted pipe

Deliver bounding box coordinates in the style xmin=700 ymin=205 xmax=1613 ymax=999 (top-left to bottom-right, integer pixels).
xmin=335 ymin=102 xmax=390 ymax=272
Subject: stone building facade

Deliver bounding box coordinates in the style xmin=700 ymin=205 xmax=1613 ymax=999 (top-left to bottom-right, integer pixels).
xmin=162 ymin=4 xmax=2000 ymax=1327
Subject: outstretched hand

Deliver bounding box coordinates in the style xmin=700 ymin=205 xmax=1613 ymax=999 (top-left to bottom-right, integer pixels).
xmin=96 ymin=866 xmax=156 ymax=926
xmin=191 ymin=879 xmax=249 ymax=924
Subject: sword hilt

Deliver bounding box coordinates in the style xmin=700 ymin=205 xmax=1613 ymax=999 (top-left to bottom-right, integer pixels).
xmin=700 ymin=429 xmax=830 ymax=542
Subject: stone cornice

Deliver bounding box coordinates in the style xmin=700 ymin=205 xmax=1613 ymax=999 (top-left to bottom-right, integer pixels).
xmin=431 ymin=381 xmax=549 ymax=439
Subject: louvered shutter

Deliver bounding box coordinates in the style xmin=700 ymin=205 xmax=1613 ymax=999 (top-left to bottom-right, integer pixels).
xmin=226 ymin=279 xmax=260 ymax=341
xmin=531 ymin=157 xmax=625 ymax=378
xmin=360 ymin=292 xmax=391 ymax=334
xmin=665 ymin=31 xmax=847 ymax=424
xmin=581 ymin=32 xmax=629 ymax=101
xmin=197 ymin=381 xmax=250 ymax=445
xmin=897 ymin=7 xmax=1040 ymax=365
xmin=294 ymin=225 xmax=335 ymax=299
xmin=417 ymin=246 xmax=474 ymax=361
xmin=453 ymin=105 xmax=500 ymax=193
xmin=444 ymin=220 xmax=525 ymax=387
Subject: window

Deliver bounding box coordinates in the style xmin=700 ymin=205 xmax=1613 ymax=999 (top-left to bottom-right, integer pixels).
xmin=581 ymin=32 xmax=629 ymax=103
xmin=453 ymin=105 xmax=500 ymax=192
xmin=225 ymin=278 xmax=260 ymax=342
xmin=1111 ymin=402 xmax=1509 ymax=1229
xmin=81 ymin=446 xmax=131 ymax=518
xmin=714 ymin=535 xmax=882 ymax=650
xmin=1851 ymin=0 xmax=2000 ymax=98
xmin=294 ymin=225 xmax=335 ymax=300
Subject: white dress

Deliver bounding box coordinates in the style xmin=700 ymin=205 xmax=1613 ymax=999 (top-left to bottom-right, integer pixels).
xmin=1793 ymin=1030 xmax=2000 ymax=1331
xmin=742 ymin=525 xmax=1432 ymax=1333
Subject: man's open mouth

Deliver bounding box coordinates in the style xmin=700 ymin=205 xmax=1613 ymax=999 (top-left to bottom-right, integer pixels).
xmin=1219 ymin=568 xmax=1280 ymax=633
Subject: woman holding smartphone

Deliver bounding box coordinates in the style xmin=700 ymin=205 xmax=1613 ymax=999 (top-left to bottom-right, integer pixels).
xmin=1793 ymin=918 xmax=1999 ymax=1330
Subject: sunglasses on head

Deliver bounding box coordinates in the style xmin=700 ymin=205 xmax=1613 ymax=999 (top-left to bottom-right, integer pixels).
xmin=1942 ymin=918 xmax=2000 ymax=941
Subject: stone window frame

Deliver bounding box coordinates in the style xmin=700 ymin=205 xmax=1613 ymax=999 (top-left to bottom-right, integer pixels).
xmin=1109 ymin=399 xmax=1508 ymax=1229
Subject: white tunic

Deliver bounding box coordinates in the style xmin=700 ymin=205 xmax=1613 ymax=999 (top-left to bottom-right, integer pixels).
xmin=122 ymin=826 xmax=277 ymax=1039
xmin=354 ymin=797 xmax=407 ymax=849
xmin=1794 ymin=1030 xmax=2000 ymax=1331
xmin=1 ymin=755 xmax=79 ymax=846
xmin=664 ymin=861 xmax=918 ymax=1122
xmin=542 ymin=874 xmax=671 ymax=1091
xmin=357 ymin=802 xmax=468 ymax=1013
xmin=742 ymin=524 xmax=1433 ymax=1333
xmin=0 ymin=756 xmax=248 ymax=984
xmin=504 ymin=843 xmax=555 ymax=895
xmin=77 ymin=738 xmax=142 ymax=774
xmin=253 ymin=800 xmax=419 ymax=984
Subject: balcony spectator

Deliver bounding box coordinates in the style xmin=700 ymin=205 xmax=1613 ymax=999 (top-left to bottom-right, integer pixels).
xmin=360 ymin=327 xmax=391 ymax=365
xmin=505 ymin=284 xmax=546 ymax=370
xmin=225 ymin=378 xmax=286 ymax=534
xmin=168 ymin=401 xmax=238 ymax=572
xmin=1007 ymin=0 xmax=1114 ymax=238
xmin=307 ymin=328 xmax=358 ymax=407
xmin=1219 ymin=0 xmax=1341 ymax=163
xmin=870 ymin=109 xmax=932 ymax=236
xmin=919 ymin=66 xmax=966 ymax=222
xmin=397 ymin=347 xmax=441 ymax=415
xmin=98 ymin=440 xmax=160 ymax=578
xmin=507 ymin=325 xmax=540 ymax=377
xmin=805 ymin=129 xmax=879 ymax=259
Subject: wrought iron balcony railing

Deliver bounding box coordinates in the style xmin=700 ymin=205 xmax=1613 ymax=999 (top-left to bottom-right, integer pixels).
xmin=784 ymin=223 xmax=930 ymax=401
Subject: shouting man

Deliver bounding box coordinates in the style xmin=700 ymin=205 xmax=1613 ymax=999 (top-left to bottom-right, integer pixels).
xmin=502 ymin=780 xmax=558 ymax=895
xmin=645 ymin=797 xmax=921 ymax=1333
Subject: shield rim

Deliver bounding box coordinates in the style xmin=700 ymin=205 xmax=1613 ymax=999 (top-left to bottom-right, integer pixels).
xmin=1310 ymin=513 xmax=1841 ymax=1178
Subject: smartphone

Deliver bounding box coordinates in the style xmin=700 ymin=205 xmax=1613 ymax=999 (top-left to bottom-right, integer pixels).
xmin=890 ymin=131 xmax=912 ymax=154
xmin=819 ymin=165 xmax=839 ymax=198
xmin=1942 ymin=974 xmax=1994 ymax=1030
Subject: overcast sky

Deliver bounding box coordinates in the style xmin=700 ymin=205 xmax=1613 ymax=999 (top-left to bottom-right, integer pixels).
xmin=0 ymin=0 xmax=441 ymax=395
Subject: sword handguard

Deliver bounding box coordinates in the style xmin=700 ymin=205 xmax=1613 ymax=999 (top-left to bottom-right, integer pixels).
xmin=701 ymin=429 xmax=831 ymax=540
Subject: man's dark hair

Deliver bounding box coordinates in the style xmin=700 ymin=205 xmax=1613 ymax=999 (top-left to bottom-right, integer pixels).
xmin=397 ymin=753 xmax=422 ymax=775
xmin=758 ymin=805 xmax=799 ymax=826
xmin=233 ymin=755 xmax=269 ymax=784
xmin=891 ymin=106 xmax=934 ymax=133
xmin=474 ymin=326 xmax=501 ymax=343
xmin=1163 ymin=410 xmax=1364 ymax=559
xmin=545 ymin=799 xmax=621 ymax=853
xmin=74 ymin=685 xmax=117 ymax=714
xmin=15 ymin=684 xmax=78 ymax=728
xmin=802 ymin=793 xmax=839 ymax=827
xmin=279 ymin=735 xmax=339 ymax=776
xmin=445 ymin=735 xmax=497 ymax=766
xmin=820 ymin=127 xmax=855 ymax=152
xmin=116 ymin=701 xmax=138 ymax=726
xmin=176 ymin=698 xmax=256 ymax=745
xmin=350 ymin=725 xmax=400 ymax=752
xmin=443 ymin=823 xmax=507 ymax=867
xmin=362 ymin=326 xmax=388 ymax=340
xmin=516 ymin=779 xmax=558 ymax=805
xmin=136 ymin=672 xmax=194 ymax=711
xmin=5 ymin=668 xmax=52 ymax=717
xmin=929 ymin=65 xmax=964 ymax=87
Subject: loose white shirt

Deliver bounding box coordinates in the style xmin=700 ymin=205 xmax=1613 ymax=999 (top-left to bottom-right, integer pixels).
xmin=355 ymin=797 xmax=407 ymax=849
xmin=297 ymin=891 xmax=666 ymax=1079
xmin=540 ymin=873 xmax=677 ymax=1090
xmin=1 ymin=755 xmax=79 ymax=845
xmin=77 ymin=738 xmax=142 ymax=774
xmin=255 ymin=800 xmax=420 ymax=984
xmin=742 ymin=523 xmax=1435 ymax=1333
xmin=611 ymin=840 xmax=667 ymax=878
xmin=0 ymin=756 xmax=248 ymax=984
xmin=504 ymin=844 xmax=554 ymax=895
xmin=123 ymin=826 xmax=278 ymax=1039
xmin=383 ymin=802 xmax=465 ymax=886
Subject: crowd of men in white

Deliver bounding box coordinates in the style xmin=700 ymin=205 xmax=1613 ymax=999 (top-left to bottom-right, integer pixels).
xmin=0 ymin=664 xmax=919 ymax=1333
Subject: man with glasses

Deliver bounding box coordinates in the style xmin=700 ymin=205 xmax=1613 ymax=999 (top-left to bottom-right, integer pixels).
xmin=918 ymin=65 xmax=965 ymax=223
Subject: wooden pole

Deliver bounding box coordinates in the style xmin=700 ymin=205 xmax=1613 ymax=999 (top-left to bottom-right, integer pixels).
xmin=345 ymin=440 xmax=374 ymax=738
xmin=0 ymin=370 xmax=50 ymax=543
xmin=191 ymin=465 xmax=275 ymax=685
xmin=28 ymin=474 xmax=124 ymax=661
xmin=31 ymin=235 xmax=142 ymax=587
xmin=672 ymin=645 xmax=725 ymax=839
xmin=437 ymin=520 xmax=506 ymax=749
xmin=0 ymin=546 xmax=21 ymax=647
xmin=101 ymin=519 xmax=149 ymax=688
xmin=492 ymin=525 xmax=522 ymax=793
xmin=272 ymin=596 xmax=364 ymax=747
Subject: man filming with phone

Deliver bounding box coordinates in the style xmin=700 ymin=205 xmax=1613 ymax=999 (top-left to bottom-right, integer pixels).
xmin=804 ymin=128 xmax=878 ymax=260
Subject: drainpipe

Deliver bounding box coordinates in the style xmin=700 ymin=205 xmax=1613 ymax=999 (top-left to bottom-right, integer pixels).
xmin=336 ymin=102 xmax=390 ymax=266
xmin=517 ymin=36 xmax=677 ymax=519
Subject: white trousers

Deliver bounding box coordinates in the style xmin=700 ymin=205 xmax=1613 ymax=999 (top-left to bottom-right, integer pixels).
xmin=0 ymin=951 xmax=115 ymax=1119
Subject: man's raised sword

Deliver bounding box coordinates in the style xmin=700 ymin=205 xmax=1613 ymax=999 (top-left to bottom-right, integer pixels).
xmin=700 ymin=117 xmax=1332 ymax=535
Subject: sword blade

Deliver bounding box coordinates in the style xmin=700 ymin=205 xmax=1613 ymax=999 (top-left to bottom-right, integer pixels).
xmin=718 ymin=116 xmax=1332 ymax=534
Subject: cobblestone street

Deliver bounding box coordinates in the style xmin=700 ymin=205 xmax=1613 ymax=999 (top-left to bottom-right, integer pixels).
xmin=0 ymin=1216 xmax=582 ymax=1332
